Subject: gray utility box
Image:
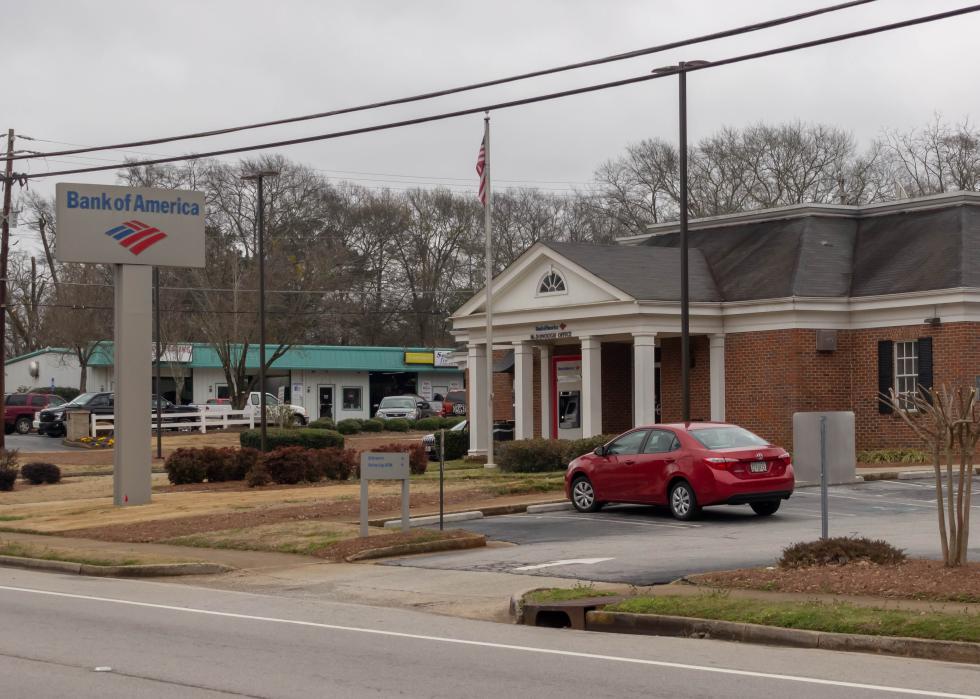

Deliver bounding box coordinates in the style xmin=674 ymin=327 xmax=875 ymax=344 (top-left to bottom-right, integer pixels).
xmin=792 ymin=411 xmax=856 ymax=485
xmin=66 ymin=410 xmax=92 ymax=441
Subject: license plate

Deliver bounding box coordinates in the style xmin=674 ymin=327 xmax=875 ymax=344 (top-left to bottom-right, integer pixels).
xmin=750 ymin=461 xmax=768 ymax=473
xmin=453 ymin=404 xmax=466 ymax=415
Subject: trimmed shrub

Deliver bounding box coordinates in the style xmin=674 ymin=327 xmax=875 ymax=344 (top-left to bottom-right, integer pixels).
xmin=367 ymin=442 xmax=428 ymax=475
xmin=313 ymin=447 xmax=359 ymax=481
xmin=336 ymin=418 xmax=363 ymax=435
xmin=498 ymin=439 xmax=566 ymax=473
xmin=0 ymin=449 xmax=19 ymax=491
xmin=246 ymin=464 xmax=272 ymax=487
xmin=165 ymin=448 xmax=207 ymax=485
xmin=856 ymin=448 xmax=929 ymax=464
xmin=360 ymin=418 xmax=384 ymax=432
xmin=201 ymin=447 xmax=237 ymax=482
xmin=441 ymin=417 xmax=466 ymax=429
xmin=414 ymin=417 xmax=443 ymax=431
xmin=308 ymin=417 xmax=336 ymax=430
xmin=260 ymin=446 xmax=313 ymax=485
xmin=232 ymin=447 xmax=261 ymax=481
xmin=240 ymin=428 xmax=344 ymax=451
xmin=21 ymin=462 xmax=61 ymax=485
xmin=560 ymin=434 xmax=614 ymax=464
xmin=780 ymin=537 xmax=906 ymax=569
xmin=435 ymin=429 xmax=469 ymax=460
xmin=385 ymin=419 xmax=411 ymax=433
xmin=31 ymin=386 xmax=80 ymax=402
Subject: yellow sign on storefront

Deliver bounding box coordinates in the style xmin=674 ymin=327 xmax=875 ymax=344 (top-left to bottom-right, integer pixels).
xmin=404 ymin=351 xmax=435 ymax=365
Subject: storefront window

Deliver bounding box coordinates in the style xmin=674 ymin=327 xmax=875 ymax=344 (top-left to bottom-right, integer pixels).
xmin=343 ymin=387 xmax=362 ymax=411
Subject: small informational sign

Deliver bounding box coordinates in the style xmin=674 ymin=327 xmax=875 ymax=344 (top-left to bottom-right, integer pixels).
xmin=404 ymin=351 xmax=435 ymax=365
xmin=419 ymin=379 xmax=433 ymax=400
xmin=56 ymin=182 xmax=205 ymax=268
xmin=360 ymin=452 xmax=410 ymax=536
xmin=530 ymin=322 xmax=571 ymax=341
xmin=292 ymin=383 xmax=303 ymax=396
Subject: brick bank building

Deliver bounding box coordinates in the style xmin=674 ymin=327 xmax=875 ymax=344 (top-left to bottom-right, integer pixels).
xmin=450 ymin=193 xmax=980 ymax=456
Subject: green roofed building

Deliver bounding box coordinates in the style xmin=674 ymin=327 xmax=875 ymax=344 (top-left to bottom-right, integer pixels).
xmin=5 ymin=343 xmax=463 ymax=421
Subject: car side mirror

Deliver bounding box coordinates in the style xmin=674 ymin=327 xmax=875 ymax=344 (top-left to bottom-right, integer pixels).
xmin=594 ymin=446 xmax=606 ymax=457
xmin=417 ymin=402 xmax=427 ymax=409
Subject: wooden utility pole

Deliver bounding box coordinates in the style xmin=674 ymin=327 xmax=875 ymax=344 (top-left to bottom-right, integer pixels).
xmin=0 ymin=129 xmax=15 ymax=450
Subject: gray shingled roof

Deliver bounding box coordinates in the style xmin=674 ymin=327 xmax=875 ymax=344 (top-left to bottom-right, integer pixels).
xmin=542 ymin=241 xmax=721 ymax=302
xmin=546 ymin=200 xmax=980 ymax=303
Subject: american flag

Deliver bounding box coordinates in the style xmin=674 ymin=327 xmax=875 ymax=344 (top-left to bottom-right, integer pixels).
xmin=476 ymin=135 xmax=487 ymax=206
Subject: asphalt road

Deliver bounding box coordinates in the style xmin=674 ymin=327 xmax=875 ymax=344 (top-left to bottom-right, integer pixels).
xmin=1 ymin=567 xmax=978 ymax=699
xmin=3 ymin=432 xmax=84 ymax=452
xmin=384 ymin=478 xmax=980 ymax=584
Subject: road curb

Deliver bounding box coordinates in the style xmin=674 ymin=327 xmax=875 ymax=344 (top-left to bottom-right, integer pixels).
xmin=345 ymin=533 xmax=486 ymax=562
xmin=585 ymin=611 xmax=980 ymax=664
xmin=526 ymin=502 xmax=573 ymax=514
xmin=382 ymin=511 xmax=484 ymax=529
xmin=0 ymin=554 xmax=233 ymax=577
xmin=371 ymin=498 xmax=567 ymax=527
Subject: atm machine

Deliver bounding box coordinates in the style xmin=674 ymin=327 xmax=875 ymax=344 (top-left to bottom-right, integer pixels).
xmin=554 ymin=357 xmax=582 ymax=439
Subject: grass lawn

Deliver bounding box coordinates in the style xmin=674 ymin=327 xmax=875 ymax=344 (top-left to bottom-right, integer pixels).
xmin=0 ymin=540 xmax=146 ymax=567
xmin=526 ymin=584 xmax=617 ymax=604
xmin=604 ymin=593 xmax=980 ymax=644
xmin=164 ymin=520 xmax=362 ymax=556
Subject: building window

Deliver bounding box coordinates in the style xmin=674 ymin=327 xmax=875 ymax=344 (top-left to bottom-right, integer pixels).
xmin=894 ymin=340 xmax=919 ymax=409
xmin=537 ymin=269 xmax=567 ymax=296
xmin=342 ymin=387 xmax=362 ymax=411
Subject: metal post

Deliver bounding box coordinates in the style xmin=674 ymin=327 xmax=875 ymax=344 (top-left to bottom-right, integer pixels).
xmin=678 ymin=67 xmax=690 ymax=424
xmin=401 ymin=478 xmax=410 ymax=532
xmin=820 ymin=415 xmax=829 ymax=540
xmin=257 ymin=175 xmax=267 ymax=452
xmin=439 ymin=428 xmax=445 ymax=531
xmin=360 ymin=477 xmax=369 ymax=538
xmin=153 ymin=266 xmax=162 ymax=458
xmin=483 ymin=114 xmax=496 ymax=468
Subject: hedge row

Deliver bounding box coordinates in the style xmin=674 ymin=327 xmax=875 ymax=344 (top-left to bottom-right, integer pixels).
xmin=165 ymin=443 xmax=427 ymax=485
xmin=0 ymin=448 xmax=18 ymax=491
xmin=308 ymin=416 xmax=464 ymax=435
xmin=239 ymin=428 xmax=344 ymax=451
xmin=497 ymin=435 xmax=614 ymax=473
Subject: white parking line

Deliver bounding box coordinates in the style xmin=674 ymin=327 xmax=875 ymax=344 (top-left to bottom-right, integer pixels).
xmin=1 ymin=585 xmax=975 ymax=699
xmin=794 ymin=491 xmax=934 ymax=509
xmin=512 ymin=513 xmax=697 ymax=529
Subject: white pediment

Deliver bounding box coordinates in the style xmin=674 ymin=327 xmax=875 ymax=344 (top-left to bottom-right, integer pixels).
xmin=453 ymin=243 xmax=631 ymax=318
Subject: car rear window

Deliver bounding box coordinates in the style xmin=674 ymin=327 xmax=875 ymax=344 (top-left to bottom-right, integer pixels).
xmin=445 ymin=391 xmax=466 ymax=403
xmin=689 ymin=426 xmax=769 ymax=449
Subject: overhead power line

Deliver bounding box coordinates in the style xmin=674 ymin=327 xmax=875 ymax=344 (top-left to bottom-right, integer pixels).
xmin=16 ymin=4 xmax=979 ymax=181
xmin=9 ymin=0 xmax=876 ymax=163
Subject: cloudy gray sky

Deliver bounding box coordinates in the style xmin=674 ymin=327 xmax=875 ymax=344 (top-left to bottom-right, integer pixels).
xmin=7 ymin=0 xmax=980 ymax=227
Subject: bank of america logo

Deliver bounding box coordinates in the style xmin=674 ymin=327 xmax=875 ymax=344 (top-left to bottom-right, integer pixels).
xmin=105 ymin=220 xmax=167 ymax=255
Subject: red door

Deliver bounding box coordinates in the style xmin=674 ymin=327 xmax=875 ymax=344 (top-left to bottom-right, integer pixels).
xmin=631 ymin=428 xmax=682 ymax=503
xmin=600 ymin=429 xmax=650 ymax=501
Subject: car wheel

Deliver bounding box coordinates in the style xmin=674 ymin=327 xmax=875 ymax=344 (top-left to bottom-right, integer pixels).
xmin=571 ymin=476 xmax=603 ymax=513
xmin=15 ymin=417 xmax=32 ymax=435
xmin=293 ymin=414 xmax=306 ymax=426
xmin=669 ymin=481 xmax=701 ymax=521
xmin=750 ymin=500 xmax=781 ymax=517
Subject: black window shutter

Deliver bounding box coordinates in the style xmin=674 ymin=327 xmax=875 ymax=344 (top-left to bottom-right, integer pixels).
xmin=877 ymin=340 xmax=894 ymax=414
xmin=918 ymin=337 xmax=933 ymax=400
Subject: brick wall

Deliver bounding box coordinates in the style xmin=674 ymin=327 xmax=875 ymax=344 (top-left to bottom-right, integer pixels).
xmin=725 ymin=322 xmax=980 ymax=451
xmin=491 ymin=348 xmax=514 ymax=421
xmin=532 ymin=347 xmax=542 ymax=438
xmin=601 ymin=342 xmax=633 ymax=435
xmin=659 ymin=336 xmax=711 ymax=424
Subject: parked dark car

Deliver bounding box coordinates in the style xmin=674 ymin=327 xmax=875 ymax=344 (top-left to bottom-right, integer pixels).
xmin=374 ymin=394 xmax=438 ymax=421
xmin=565 ymin=422 xmax=795 ymax=520
xmin=37 ymin=392 xmax=196 ymax=437
xmin=4 ymin=393 xmax=65 ymax=434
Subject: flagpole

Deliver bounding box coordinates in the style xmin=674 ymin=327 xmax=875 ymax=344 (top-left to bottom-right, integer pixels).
xmin=483 ymin=112 xmax=495 ymax=469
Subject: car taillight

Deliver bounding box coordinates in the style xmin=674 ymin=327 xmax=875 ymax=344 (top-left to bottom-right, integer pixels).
xmin=704 ymin=457 xmax=738 ymax=469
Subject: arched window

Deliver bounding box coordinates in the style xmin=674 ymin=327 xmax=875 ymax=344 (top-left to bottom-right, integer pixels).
xmin=537 ymin=269 xmax=567 ymax=295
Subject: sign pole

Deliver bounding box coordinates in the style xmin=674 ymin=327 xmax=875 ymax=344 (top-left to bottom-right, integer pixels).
xmin=439 ymin=428 xmax=445 ymax=531
xmin=113 ymin=264 xmax=153 ymax=505
xmin=820 ymin=415 xmax=829 ymax=540
xmin=154 ymin=266 xmax=162 ymax=459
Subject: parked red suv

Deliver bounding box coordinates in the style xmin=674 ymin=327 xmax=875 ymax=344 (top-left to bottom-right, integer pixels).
xmin=440 ymin=389 xmax=467 ymax=417
xmin=565 ymin=422 xmax=794 ymax=520
xmin=4 ymin=393 xmax=65 ymax=435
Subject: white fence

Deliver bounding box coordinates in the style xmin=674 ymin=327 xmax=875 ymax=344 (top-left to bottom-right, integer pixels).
xmin=91 ymin=409 xmax=256 ymax=436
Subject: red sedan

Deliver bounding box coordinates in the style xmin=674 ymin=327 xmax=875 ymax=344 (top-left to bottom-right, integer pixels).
xmin=565 ymin=422 xmax=794 ymax=520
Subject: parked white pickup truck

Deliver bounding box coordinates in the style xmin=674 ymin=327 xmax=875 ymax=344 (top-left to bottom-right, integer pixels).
xmin=201 ymin=392 xmax=308 ymax=425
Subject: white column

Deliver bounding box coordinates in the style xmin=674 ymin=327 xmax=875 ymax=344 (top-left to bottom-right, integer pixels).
xmin=467 ymin=343 xmax=488 ymax=455
xmin=513 ymin=342 xmax=533 ymax=440
xmin=633 ymin=333 xmax=658 ymax=427
xmin=539 ymin=345 xmax=552 ymax=439
xmin=710 ymin=334 xmax=726 ymax=422
xmin=580 ymin=336 xmax=603 ymax=437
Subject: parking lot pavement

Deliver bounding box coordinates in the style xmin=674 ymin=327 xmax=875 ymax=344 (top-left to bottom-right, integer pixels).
xmin=3 ymin=433 xmax=85 ymax=452
xmin=382 ymin=479 xmax=980 ymax=585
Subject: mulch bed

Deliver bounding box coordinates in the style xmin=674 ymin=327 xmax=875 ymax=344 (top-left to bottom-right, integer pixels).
xmin=316 ymin=529 xmax=475 ymax=562
xmin=693 ymin=560 xmax=980 ymax=603
xmin=62 ymin=487 xmax=492 ymax=543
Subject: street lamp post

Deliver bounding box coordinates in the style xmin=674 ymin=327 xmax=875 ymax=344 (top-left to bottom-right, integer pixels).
xmin=652 ymin=60 xmax=709 ymax=424
xmin=242 ymin=169 xmax=279 ymax=451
